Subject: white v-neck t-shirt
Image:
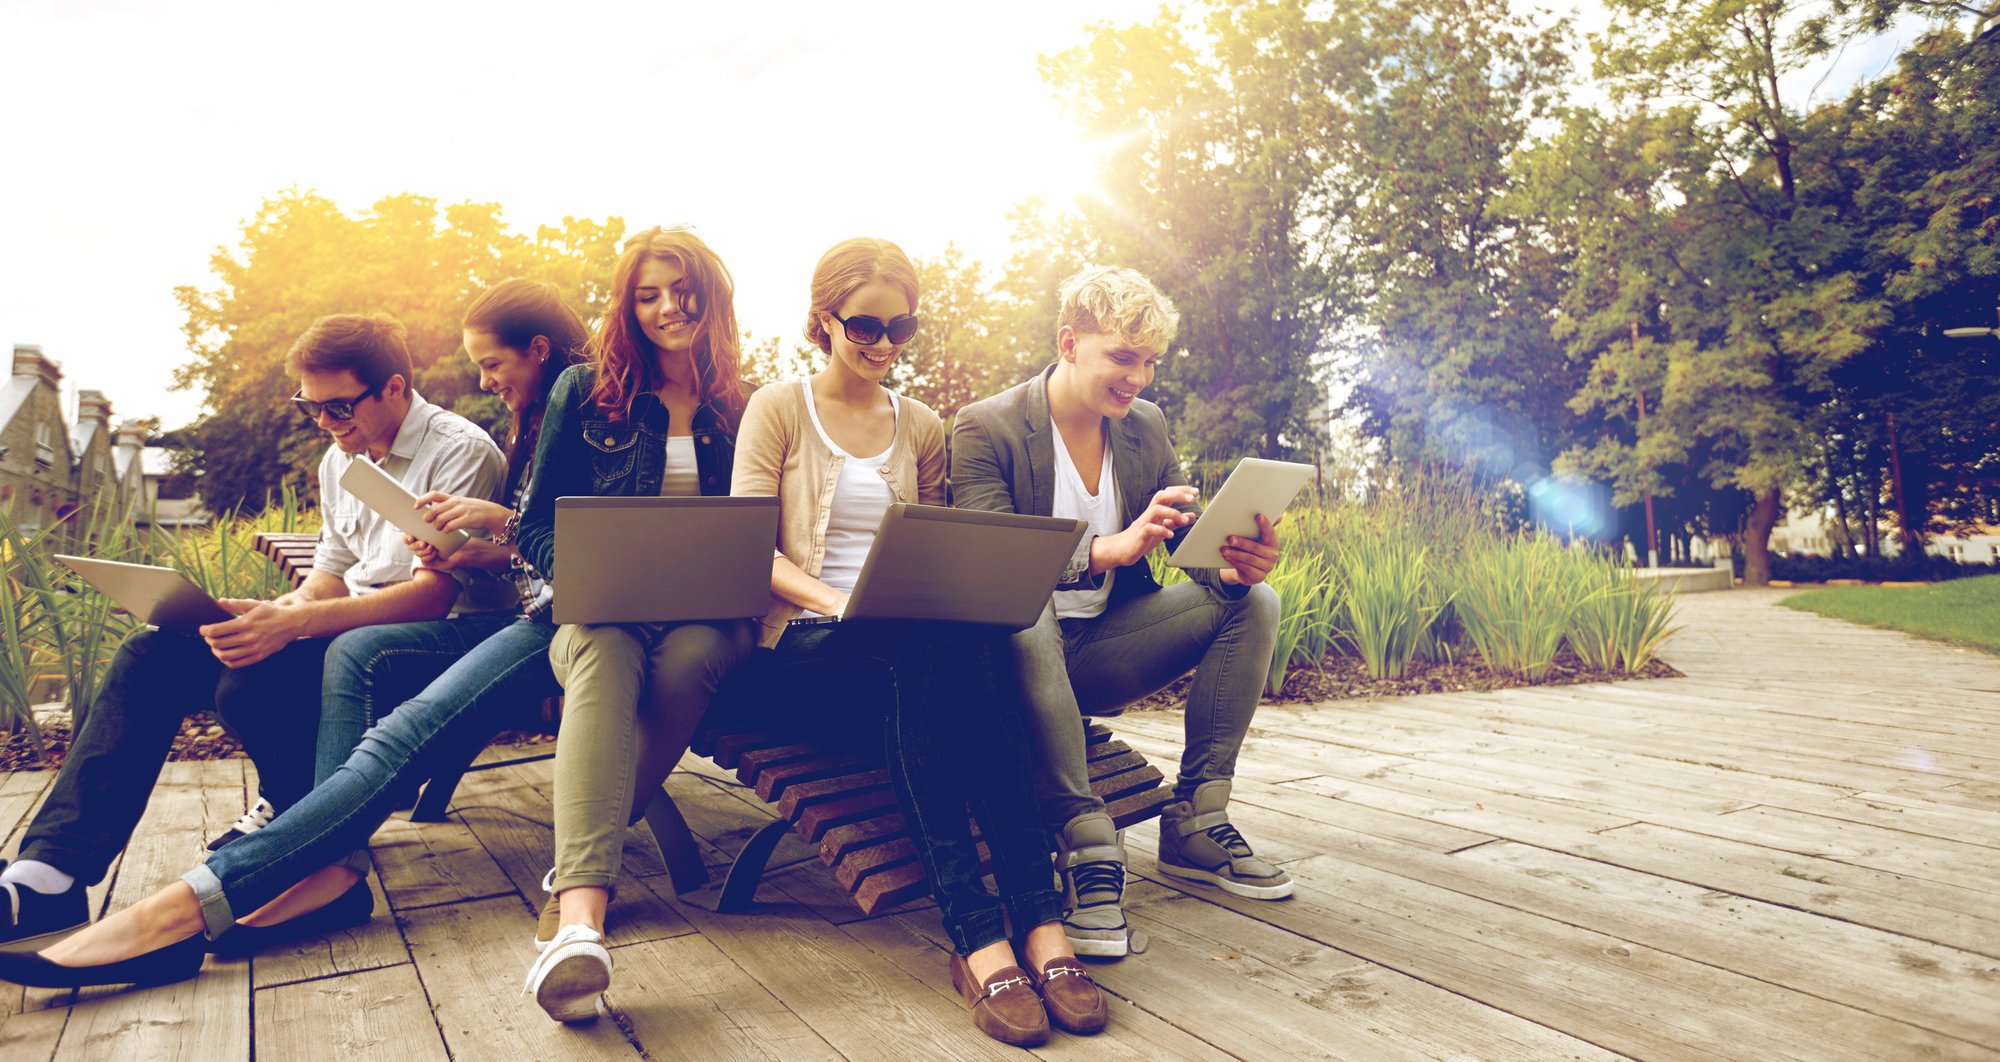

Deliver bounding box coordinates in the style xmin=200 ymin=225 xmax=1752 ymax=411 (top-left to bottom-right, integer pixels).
xmin=803 ymin=380 xmax=898 ymax=607
xmin=1050 ymin=418 xmax=1121 ymax=619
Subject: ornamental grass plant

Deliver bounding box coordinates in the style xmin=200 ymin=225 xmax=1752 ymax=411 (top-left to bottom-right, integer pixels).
xmin=0 ymin=487 xmax=318 ymax=752
xmin=1564 ymin=553 xmax=1683 ymax=674
xmin=1451 ymin=534 xmax=1585 ymax=680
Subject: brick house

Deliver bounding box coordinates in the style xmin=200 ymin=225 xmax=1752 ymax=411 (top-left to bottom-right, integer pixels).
xmin=0 ymin=344 xmax=155 ymax=537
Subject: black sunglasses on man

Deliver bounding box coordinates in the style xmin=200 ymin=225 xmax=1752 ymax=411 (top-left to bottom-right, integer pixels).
xmin=291 ymin=381 xmax=385 ymax=422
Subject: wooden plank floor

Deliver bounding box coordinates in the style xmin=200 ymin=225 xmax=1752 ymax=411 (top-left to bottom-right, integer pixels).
xmin=2 ymin=588 xmax=1996 ymax=1060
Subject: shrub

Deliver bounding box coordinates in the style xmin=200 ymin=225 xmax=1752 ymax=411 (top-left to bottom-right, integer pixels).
xmin=0 ymin=487 xmax=318 ymax=747
xmin=1739 ymin=551 xmax=1996 ymax=584
xmin=1330 ymin=533 xmax=1445 ymax=679
xmin=1453 ymin=534 xmax=1582 ymax=680
xmin=1565 ymin=553 xmax=1682 ymax=674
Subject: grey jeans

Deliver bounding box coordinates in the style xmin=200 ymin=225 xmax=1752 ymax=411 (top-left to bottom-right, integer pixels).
xmin=1013 ymin=580 xmax=1280 ymax=828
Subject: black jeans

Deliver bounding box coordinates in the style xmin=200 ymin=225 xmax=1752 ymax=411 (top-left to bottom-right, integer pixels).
xmin=19 ymin=628 xmax=329 ymax=886
xmin=766 ymin=620 xmax=1063 ymax=956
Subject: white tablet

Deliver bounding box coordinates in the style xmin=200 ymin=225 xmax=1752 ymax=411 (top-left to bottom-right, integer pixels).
xmin=1167 ymin=458 xmax=1316 ymax=569
xmin=338 ymin=455 xmax=472 ymax=558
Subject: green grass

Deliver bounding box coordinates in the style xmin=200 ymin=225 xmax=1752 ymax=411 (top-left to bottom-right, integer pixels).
xmin=1781 ymin=575 xmax=2000 ymax=655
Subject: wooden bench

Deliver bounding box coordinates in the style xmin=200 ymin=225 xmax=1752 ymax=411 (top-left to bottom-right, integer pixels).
xmin=251 ymin=532 xmax=557 ymax=823
xmin=250 ymin=531 xmax=1174 ymax=916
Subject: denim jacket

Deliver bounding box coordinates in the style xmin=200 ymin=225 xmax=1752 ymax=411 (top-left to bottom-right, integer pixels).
xmin=515 ymin=362 xmax=744 ymax=581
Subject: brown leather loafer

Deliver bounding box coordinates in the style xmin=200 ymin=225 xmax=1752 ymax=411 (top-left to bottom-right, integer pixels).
xmin=1032 ymin=956 xmax=1109 ymax=1034
xmin=949 ymin=954 xmax=1050 ymax=1047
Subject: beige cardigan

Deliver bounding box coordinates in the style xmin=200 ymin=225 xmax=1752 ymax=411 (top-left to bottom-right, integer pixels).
xmin=732 ymin=379 xmax=948 ymax=646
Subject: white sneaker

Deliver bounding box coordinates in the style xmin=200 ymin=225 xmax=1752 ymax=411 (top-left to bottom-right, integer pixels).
xmin=523 ymin=923 xmax=611 ymax=1023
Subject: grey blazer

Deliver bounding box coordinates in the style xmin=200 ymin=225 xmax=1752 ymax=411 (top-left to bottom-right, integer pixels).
xmin=950 ymin=363 xmax=1236 ymax=605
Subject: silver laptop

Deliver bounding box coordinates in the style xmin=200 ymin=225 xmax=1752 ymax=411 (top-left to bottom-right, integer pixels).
xmin=805 ymin=504 xmax=1088 ymax=630
xmin=552 ymin=496 xmax=780 ymax=624
xmin=55 ymin=555 xmax=235 ymax=630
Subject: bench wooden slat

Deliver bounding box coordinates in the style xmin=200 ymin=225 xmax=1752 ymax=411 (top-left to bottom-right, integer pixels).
xmin=755 ymin=754 xmax=878 ymax=802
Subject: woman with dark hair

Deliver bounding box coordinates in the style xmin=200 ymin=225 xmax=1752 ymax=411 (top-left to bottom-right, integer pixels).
xmin=0 ymin=280 xmax=588 ymax=989
xmin=509 ymin=226 xmax=756 ymax=1024
xmin=732 ymin=236 xmax=1108 ymax=1048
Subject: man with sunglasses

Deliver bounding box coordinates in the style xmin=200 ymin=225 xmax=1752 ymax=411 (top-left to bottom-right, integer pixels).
xmin=0 ymin=313 xmax=508 ymax=946
xmin=951 ymin=267 xmax=1288 ymax=961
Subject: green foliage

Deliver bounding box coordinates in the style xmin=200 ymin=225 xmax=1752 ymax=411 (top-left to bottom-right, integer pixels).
xmin=1264 ymin=553 xmax=1338 ymax=694
xmin=1035 ymin=0 xmax=1337 ymax=462
xmin=1453 ymin=535 xmax=1586 ymax=680
xmin=0 ymin=488 xmax=319 ymax=749
xmin=1564 ymin=554 xmax=1683 ymax=674
xmin=1330 ymin=535 xmax=1443 ymax=680
xmin=0 ymin=508 xmax=54 ymax=751
xmin=174 ymin=190 xmax=622 ymax=514
xmin=892 ymin=246 xmax=1037 ymax=422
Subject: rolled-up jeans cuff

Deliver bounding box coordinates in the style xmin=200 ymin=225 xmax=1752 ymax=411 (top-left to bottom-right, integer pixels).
xmin=181 ymin=864 xmax=235 ymax=940
xmin=335 ymin=848 xmax=371 ymax=876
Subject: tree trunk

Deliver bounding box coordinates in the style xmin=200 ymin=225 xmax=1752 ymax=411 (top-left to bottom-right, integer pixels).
xmin=1831 ymin=488 xmax=1853 ymax=560
xmin=1865 ymin=482 xmax=1881 ymax=558
xmin=1741 ymin=487 xmax=1781 ymax=586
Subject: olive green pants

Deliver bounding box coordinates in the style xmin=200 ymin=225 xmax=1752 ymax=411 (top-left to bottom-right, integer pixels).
xmin=547 ymin=619 xmax=754 ymax=893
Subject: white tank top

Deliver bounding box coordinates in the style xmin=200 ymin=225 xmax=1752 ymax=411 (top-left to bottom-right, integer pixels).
xmin=660 ymin=435 xmax=699 ymax=497
xmin=802 ymin=380 xmax=898 ymax=610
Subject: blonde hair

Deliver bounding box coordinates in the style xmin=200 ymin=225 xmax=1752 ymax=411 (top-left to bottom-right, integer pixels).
xmin=1057 ymin=266 xmax=1180 ymax=352
xmin=804 ymin=237 xmax=920 ymax=353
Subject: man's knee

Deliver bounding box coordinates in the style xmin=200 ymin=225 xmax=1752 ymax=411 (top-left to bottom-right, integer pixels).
xmin=1240 ymin=582 xmax=1280 ymax=628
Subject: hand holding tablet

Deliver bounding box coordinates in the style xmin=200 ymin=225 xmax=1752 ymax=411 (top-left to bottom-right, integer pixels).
xmin=1167 ymin=458 xmax=1315 ymax=569
xmin=339 ymin=456 xmax=473 ymax=559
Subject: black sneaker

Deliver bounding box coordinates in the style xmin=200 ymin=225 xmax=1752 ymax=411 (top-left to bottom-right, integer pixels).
xmin=206 ymin=796 xmax=275 ymax=851
xmin=0 ymin=861 xmax=90 ymax=946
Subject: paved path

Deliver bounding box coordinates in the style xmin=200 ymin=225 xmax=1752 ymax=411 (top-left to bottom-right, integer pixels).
xmin=1 ymin=588 xmax=1995 ymax=1060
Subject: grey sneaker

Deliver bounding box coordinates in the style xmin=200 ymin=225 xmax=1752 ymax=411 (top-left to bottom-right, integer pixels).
xmin=1156 ymin=781 xmax=1294 ymax=900
xmin=1057 ymin=812 xmax=1130 ymax=958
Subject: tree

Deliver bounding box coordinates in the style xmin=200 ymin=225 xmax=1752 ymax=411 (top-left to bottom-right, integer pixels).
xmin=1039 ymin=0 xmax=1340 ymax=465
xmin=893 ymin=245 xmax=1027 ymax=422
xmin=1334 ymin=0 xmax=1582 ymax=495
xmin=173 ymin=190 xmax=621 ymax=512
xmin=1546 ymin=0 xmax=1898 ymax=584
xmin=1807 ymin=27 xmax=2000 ymax=541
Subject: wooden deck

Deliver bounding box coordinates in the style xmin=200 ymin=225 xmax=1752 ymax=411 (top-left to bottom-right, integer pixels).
xmin=2 ymin=588 xmax=1996 ymax=1060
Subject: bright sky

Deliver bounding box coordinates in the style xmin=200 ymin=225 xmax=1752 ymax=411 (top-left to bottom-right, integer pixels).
xmin=0 ymin=0 xmax=1926 ymax=434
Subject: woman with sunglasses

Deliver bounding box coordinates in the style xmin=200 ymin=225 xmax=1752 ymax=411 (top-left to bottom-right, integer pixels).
xmin=508 ymin=226 xmax=756 ymax=1023
xmin=732 ymin=236 xmax=1107 ymax=1048
xmin=0 ymin=281 xmax=587 ymax=988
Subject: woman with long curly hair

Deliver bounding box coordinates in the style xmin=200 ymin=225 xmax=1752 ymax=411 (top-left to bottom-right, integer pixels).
xmin=509 ymin=226 xmax=757 ymax=1023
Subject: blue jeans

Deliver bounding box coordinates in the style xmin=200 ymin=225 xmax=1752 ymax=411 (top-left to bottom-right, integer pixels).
xmin=314 ymin=611 xmax=521 ymax=784
xmin=183 ymin=617 xmax=558 ymax=936
xmin=767 ymin=620 xmax=1063 ymax=956
xmin=20 ymin=629 xmax=327 ymax=885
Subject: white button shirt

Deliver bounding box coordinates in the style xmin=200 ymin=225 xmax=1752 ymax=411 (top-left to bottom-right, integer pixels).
xmin=311 ymin=392 xmax=512 ymax=613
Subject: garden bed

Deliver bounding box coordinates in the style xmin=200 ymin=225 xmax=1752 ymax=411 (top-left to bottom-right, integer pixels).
xmin=0 ymin=710 xmax=555 ymax=773
xmin=1132 ymin=646 xmax=1681 ymax=713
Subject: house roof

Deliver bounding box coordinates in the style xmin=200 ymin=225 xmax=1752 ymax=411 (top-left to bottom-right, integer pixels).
xmin=69 ymin=419 xmax=100 ymax=467
xmin=0 ymin=377 xmax=35 ymax=436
